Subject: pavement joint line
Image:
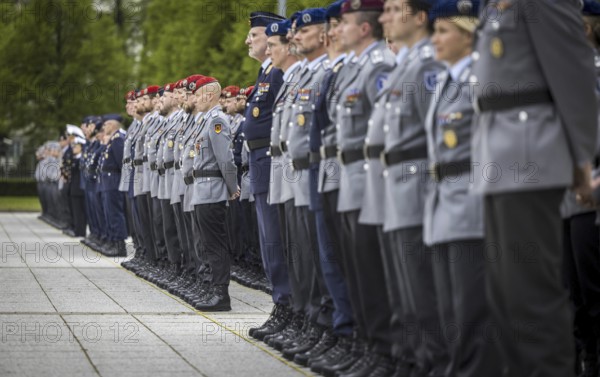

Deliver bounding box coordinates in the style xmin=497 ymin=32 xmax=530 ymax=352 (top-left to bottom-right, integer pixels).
xmin=130 ymin=314 xmax=209 ymax=377
xmin=103 ymin=256 xmax=312 ymax=376
xmin=7 ymin=214 xmax=102 ymax=376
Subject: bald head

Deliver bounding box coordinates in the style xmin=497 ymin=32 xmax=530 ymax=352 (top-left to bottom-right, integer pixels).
xmin=195 ymin=82 xmax=222 ymax=112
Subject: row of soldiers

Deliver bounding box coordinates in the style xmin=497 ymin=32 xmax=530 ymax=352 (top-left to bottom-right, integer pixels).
xmin=34 ymin=0 xmax=600 ymax=376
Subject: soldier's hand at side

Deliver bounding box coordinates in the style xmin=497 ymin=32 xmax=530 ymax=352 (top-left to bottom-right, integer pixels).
xmin=229 ymin=186 xmax=241 ymax=201
xmin=573 ymin=162 xmax=594 ymax=207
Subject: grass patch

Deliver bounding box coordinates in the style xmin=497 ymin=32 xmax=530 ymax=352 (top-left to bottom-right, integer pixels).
xmin=0 ymin=196 xmax=41 ymax=212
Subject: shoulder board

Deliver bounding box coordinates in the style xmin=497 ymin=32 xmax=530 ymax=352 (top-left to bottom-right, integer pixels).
xmin=111 ymin=132 xmax=121 ymax=140
xmin=333 ymin=61 xmax=344 ymax=73
xmin=370 ymin=49 xmax=384 ymax=65
xmin=419 ymin=45 xmax=434 ymax=61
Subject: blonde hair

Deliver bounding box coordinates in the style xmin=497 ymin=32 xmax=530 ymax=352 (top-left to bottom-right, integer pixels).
xmin=448 ymin=16 xmax=478 ymax=34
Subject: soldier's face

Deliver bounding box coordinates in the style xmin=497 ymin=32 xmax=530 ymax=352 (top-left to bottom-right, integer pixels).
xmin=287 ymin=21 xmax=299 ymax=55
xmin=294 ymin=24 xmax=325 ymax=57
xmin=431 ymin=19 xmax=473 ymax=65
xmin=326 ymin=19 xmax=343 ymax=54
xmin=235 ymin=97 xmax=246 ymax=112
xmin=224 ymin=97 xmax=237 ymax=114
xmin=246 ymin=27 xmax=268 ymax=61
xmin=267 ymin=35 xmax=288 ymax=69
xmin=387 ymin=0 xmax=424 ymax=43
xmin=340 ymin=13 xmax=364 ymax=51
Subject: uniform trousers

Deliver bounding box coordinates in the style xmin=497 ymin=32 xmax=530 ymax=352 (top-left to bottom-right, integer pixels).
xmin=95 ymin=191 xmax=108 ymax=240
xmin=254 ymin=192 xmax=291 ymax=305
xmin=194 ymin=201 xmax=230 ymax=285
xmin=101 ymin=189 xmax=127 ymax=241
xmin=160 ymin=199 xmax=182 ymax=266
xmin=484 ymin=189 xmax=574 ymax=377
xmin=150 ymin=196 xmax=167 ymax=260
xmin=136 ymin=194 xmax=156 ymax=261
xmin=70 ymin=193 xmax=87 ymax=237
xmin=173 ymin=201 xmax=194 ymax=273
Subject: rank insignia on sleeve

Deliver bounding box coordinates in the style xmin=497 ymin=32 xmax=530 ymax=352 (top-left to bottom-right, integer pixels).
xmin=253 ymin=107 xmax=260 ymax=118
xmin=424 ymin=71 xmax=438 ymax=92
xmin=215 ymin=123 xmax=222 ymax=134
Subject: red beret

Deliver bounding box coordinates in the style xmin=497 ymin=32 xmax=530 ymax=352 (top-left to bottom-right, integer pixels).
xmin=163 ymin=83 xmax=176 ymax=92
xmin=341 ymin=0 xmax=384 ymax=14
xmin=174 ymin=79 xmax=185 ymax=89
xmin=222 ymin=85 xmax=241 ymax=98
xmin=140 ymin=85 xmax=160 ymax=97
xmin=244 ymin=86 xmax=255 ymax=97
xmin=182 ymin=74 xmax=204 ymax=92
xmin=191 ymin=76 xmax=218 ymax=94
xmin=125 ymin=90 xmax=136 ymax=102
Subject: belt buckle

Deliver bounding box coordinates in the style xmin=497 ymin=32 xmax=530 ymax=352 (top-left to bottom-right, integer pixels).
xmin=336 ymin=150 xmax=345 ymax=165
xmin=379 ymin=151 xmax=388 ymax=168
xmin=430 ymin=162 xmax=440 ymax=182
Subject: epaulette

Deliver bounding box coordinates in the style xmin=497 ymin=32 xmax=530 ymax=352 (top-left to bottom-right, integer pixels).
xmin=333 ymin=61 xmax=344 ymax=73
xmin=420 ymin=45 xmax=434 ymax=61
xmin=370 ymin=48 xmax=384 ymax=65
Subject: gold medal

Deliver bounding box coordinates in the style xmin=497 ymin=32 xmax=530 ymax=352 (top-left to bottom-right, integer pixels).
xmin=252 ymin=107 xmax=260 ymax=118
xmin=490 ymin=37 xmax=503 ymax=58
xmin=443 ymin=129 xmax=458 ymax=149
xmin=168 ymin=140 xmax=174 ymax=148
xmin=297 ymin=114 xmax=305 ymax=127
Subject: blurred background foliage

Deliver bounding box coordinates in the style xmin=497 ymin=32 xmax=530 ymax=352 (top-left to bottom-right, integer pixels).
xmin=0 ymin=0 xmax=330 ymax=149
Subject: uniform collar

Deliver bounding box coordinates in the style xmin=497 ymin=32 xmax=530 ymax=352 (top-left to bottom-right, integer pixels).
xmin=449 ymin=56 xmax=472 ymax=82
xmin=396 ymin=46 xmax=409 ymax=65
xmin=307 ymin=53 xmax=328 ymax=71
xmin=343 ymin=51 xmax=355 ymax=64
xmin=357 ymin=40 xmax=379 ymax=60
xmin=284 ymin=60 xmax=302 ymax=81
xmin=194 ymin=112 xmax=203 ymax=122
xmin=261 ymin=58 xmax=272 ymax=71
xmin=330 ymin=53 xmax=346 ymax=68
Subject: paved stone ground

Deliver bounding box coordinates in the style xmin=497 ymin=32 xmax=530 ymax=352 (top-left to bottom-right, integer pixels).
xmin=0 ymin=212 xmax=311 ymax=377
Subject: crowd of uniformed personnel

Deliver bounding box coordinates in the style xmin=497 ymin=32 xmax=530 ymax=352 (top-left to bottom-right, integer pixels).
xmin=33 ymin=0 xmax=600 ymax=376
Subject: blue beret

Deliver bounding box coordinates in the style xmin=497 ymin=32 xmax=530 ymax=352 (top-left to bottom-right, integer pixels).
xmin=102 ymin=114 xmax=123 ymax=123
xmin=326 ymin=0 xmax=344 ymax=20
xmin=296 ymin=8 xmax=327 ymax=28
xmin=429 ymin=0 xmax=479 ymax=21
xmin=583 ymin=0 xmax=600 ymax=15
xmin=82 ymin=115 xmax=94 ymax=124
xmin=266 ymin=19 xmax=291 ymax=36
xmin=90 ymin=116 xmax=104 ymax=132
xmin=249 ymin=11 xmax=285 ymax=28
xmin=290 ymin=11 xmax=303 ymax=23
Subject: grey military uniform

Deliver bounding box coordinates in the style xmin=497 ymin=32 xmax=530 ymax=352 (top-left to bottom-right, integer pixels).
xmin=157 ymin=110 xmax=184 ymax=200
xmin=288 ymin=55 xmax=329 ymax=207
xmin=471 ymin=0 xmax=597 ymax=194
xmin=190 ymin=105 xmax=237 ymax=206
xmin=240 ymin=141 xmax=253 ymax=202
xmin=318 ymin=54 xmax=356 ymax=194
xmin=119 ymin=119 xmax=141 ymax=192
xmin=268 ymin=61 xmax=303 ymax=205
xmin=147 ymin=116 xmax=167 ymax=197
xmin=423 ymin=61 xmax=483 ymax=245
xmin=382 ymin=39 xmax=443 ymax=232
xmin=170 ymin=113 xmax=194 ymax=205
xmin=133 ymin=113 xmax=159 ymax=197
xmin=181 ymin=112 xmax=204 ymax=212
xmin=337 ymin=41 xmax=395 ymax=213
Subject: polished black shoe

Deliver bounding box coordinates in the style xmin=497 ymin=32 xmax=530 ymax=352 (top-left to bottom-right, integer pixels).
xmin=267 ymin=313 xmax=304 ymax=350
xmin=114 ymin=240 xmax=127 ymax=257
xmin=282 ymin=323 xmax=324 ymax=361
xmin=194 ymin=285 xmax=231 ymax=311
xmin=294 ymin=329 xmax=337 ymax=366
xmin=310 ymin=335 xmax=353 ymax=374
xmin=249 ymin=303 xmax=289 ymax=340
xmin=321 ymin=338 xmax=366 ymax=377
xmin=336 ymin=348 xmax=381 ymax=377
xmin=389 ymin=361 xmax=413 ymax=377
xmin=367 ymin=354 xmax=396 ymax=377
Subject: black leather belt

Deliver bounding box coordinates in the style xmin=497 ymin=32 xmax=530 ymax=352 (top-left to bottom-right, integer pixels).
xmin=269 ymin=145 xmax=282 ymax=157
xmin=380 ymin=146 xmax=428 ymax=167
xmin=476 ymin=89 xmax=553 ymax=113
xmin=150 ymin=162 xmax=158 ymax=171
xmin=123 ymin=157 xmax=131 ymax=164
xmin=430 ymin=160 xmax=471 ymax=182
xmin=142 ymin=156 xmax=148 ymax=162
xmin=292 ymin=157 xmax=310 ymax=170
xmin=175 ymin=161 xmax=181 ymax=170
xmin=241 ymin=165 xmax=249 ymax=173
xmin=133 ymin=159 xmax=143 ymax=166
xmin=164 ymin=161 xmax=175 ymax=170
xmin=101 ymin=167 xmax=120 ymax=173
xmin=247 ymin=138 xmax=270 ymax=151
xmin=279 ymin=141 xmax=288 ymax=153
xmin=319 ymin=145 xmax=337 ymax=159
xmin=337 ymin=148 xmax=364 ymax=165
xmin=363 ymin=144 xmax=384 ymax=159
xmin=192 ymin=169 xmax=222 ymax=179
xmin=309 ymin=151 xmax=321 ymax=164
